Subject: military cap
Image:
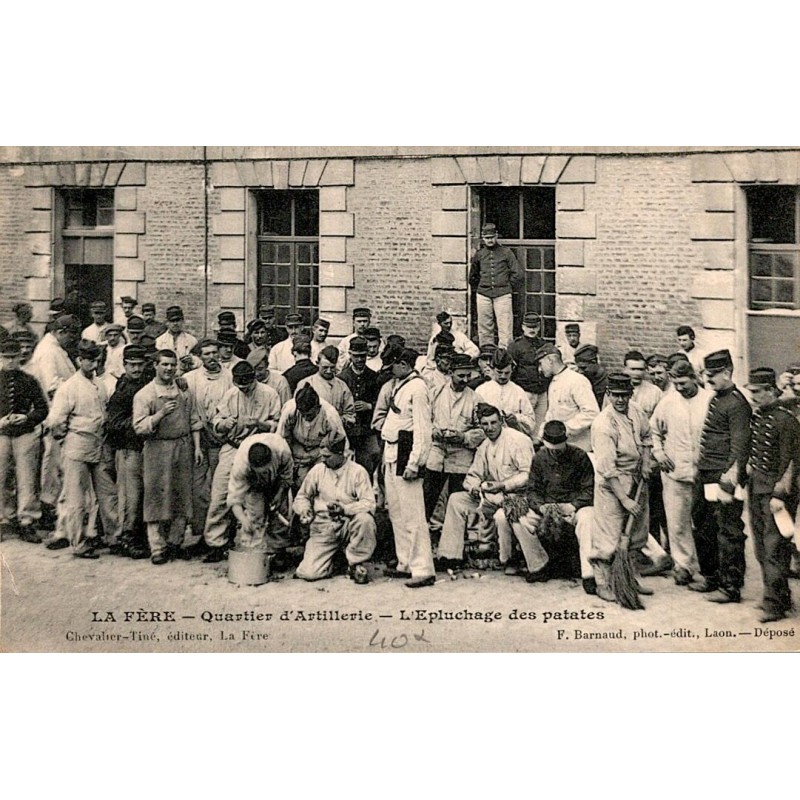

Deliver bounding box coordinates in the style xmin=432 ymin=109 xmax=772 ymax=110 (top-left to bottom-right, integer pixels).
xmin=533 ymin=343 xmax=561 ymax=361
xmin=90 ymin=300 xmax=107 ymax=311
xmin=606 ymin=372 xmax=634 ymax=395
xmin=381 ymin=342 xmax=403 ymax=367
xmin=247 ymin=318 xmax=267 ymax=333
xmin=77 ymin=339 xmax=102 ymax=360
xmin=667 ymin=352 xmax=690 ymax=368
xmin=450 ymin=353 xmax=474 ymax=370
xmin=140 ymin=302 xmax=156 ymax=313
xmin=363 ymin=327 xmax=381 ymax=341
xmin=217 ymin=311 xmax=237 ymax=327
xmin=105 ymin=323 xmax=125 ymax=334
xmin=786 ymin=362 xmax=800 ymax=375
xmin=385 ymin=334 xmax=406 ymax=348
xmin=434 ymin=344 xmax=455 ymax=359
xmin=139 ymin=334 xmax=157 ymax=353
xmin=522 ymin=312 xmax=542 ymax=328
xmin=0 ymin=339 xmax=21 ymax=357
xmin=745 ymin=367 xmax=777 ymax=389
xmin=295 ymin=383 xmax=320 ymax=411
xmin=574 ymin=344 xmax=599 ymax=364
xmin=49 ymin=298 xmax=66 ymax=314
xmin=542 ymin=420 xmax=568 ymax=445
xmin=491 ymin=348 xmax=514 ymax=370
xmin=232 ymin=361 xmax=256 ymax=385
xmin=352 ymin=307 xmax=371 ymax=318
xmin=396 ymin=347 xmax=419 ymax=367
xmin=126 ymin=315 xmax=146 ymax=332
xmin=646 ymin=353 xmax=669 ymax=367
xmin=313 ymin=318 xmax=331 ymax=330
xmin=216 ymin=330 xmax=239 ymax=346
xmin=54 ymin=314 xmax=80 ymax=332
xmin=285 ymin=313 xmax=304 ymax=326
xmin=348 ymin=336 xmax=368 ymax=355
xmin=123 ymin=345 xmax=147 ymax=363
xmin=481 ymin=222 xmax=498 ymax=235
xmin=165 ymin=305 xmax=184 ymax=321
xmin=704 ymin=349 xmax=733 ymax=375
xmin=433 ymin=330 xmax=455 ymax=346
xmin=258 ymin=304 xmax=276 ymax=316
xmin=478 ymin=343 xmax=498 ymax=359
xmin=246 ymin=347 xmax=268 ymax=368
xmin=564 ymin=324 xmax=580 ymax=335
xmin=120 ymin=296 xmax=137 ymax=306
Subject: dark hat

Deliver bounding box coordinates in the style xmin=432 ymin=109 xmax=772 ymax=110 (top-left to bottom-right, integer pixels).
xmin=195 ymin=337 xmax=221 ymax=352
xmin=246 ymin=347 xmax=268 ymax=368
xmin=258 ymin=303 xmax=276 ymax=315
xmin=787 ymin=362 xmax=800 ymax=375
xmin=217 ymin=330 xmax=239 ymax=346
xmin=232 ymin=361 xmax=256 ymax=385
xmin=607 ymin=372 xmax=633 ymax=395
xmin=704 ymin=349 xmax=733 ymax=374
xmin=522 ymin=312 xmax=542 ymax=327
xmin=313 ymin=318 xmax=331 ymax=330
xmin=481 ymin=222 xmax=498 ymax=235
xmin=564 ymin=323 xmax=580 ymax=334
xmin=105 ymin=323 xmax=125 ymax=335
xmin=139 ymin=333 xmax=157 ymax=351
xmin=396 ymin=347 xmax=419 ymax=367
xmin=54 ymin=314 xmax=80 ymax=332
xmin=381 ymin=342 xmax=403 ymax=367
xmin=123 ymin=345 xmax=147 ymax=363
xmin=165 ymin=305 xmax=184 ymax=321
xmin=533 ymin=343 xmax=561 ymax=361
xmin=352 ymin=307 xmax=371 ymax=318
xmin=745 ymin=367 xmax=777 ymax=389
xmin=348 ymin=336 xmax=368 ymax=355
xmin=295 ymin=383 xmax=320 ymax=412
xmin=90 ymin=300 xmax=107 ymax=311
xmin=491 ymin=348 xmax=514 ymax=370
xmin=217 ymin=311 xmax=237 ymax=326
xmin=363 ymin=327 xmax=381 ymax=341
xmin=319 ymin=345 xmax=339 ymax=364
xmin=450 ymin=353 xmax=474 ymax=370
xmin=646 ymin=353 xmax=668 ymax=367
xmin=542 ymin=420 xmax=568 ymax=445
xmin=140 ymin=302 xmax=156 ymax=313
xmin=385 ymin=334 xmax=406 ymax=348
xmin=77 ymin=339 xmax=102 ymax=360
xmin=120 ymin=296 xmax=137 ymax=306
xmin=327 ymin=436 xmax=347 ymax=454
xmin=0 ymin=339 xmax=21 ymax=357
xmin=574 ymin=344 xmax=599 ymax=364
xmin=49 ymin=298 xmax=66 ymax=314
xmin=285 ymin=313 xmax=304 ymax=326
xmin=478 ymin=342 xmax=498 ymax=359
xmin=435 ymin=344 xmax=455 ymax=359
xmin=247 ymin=318 xmax=267 ymax=333
xmin=126 ymin=315 xmax=146 ymax=332
xmin=436 ymin=311 xmax=451 ymax=324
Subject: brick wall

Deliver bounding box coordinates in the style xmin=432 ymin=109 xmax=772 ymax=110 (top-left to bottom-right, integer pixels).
xmin=137 ymin=161 xmax=208 ymax=336
xmin=0 ymin=166 xmax=35 ymax=324
xmin=346 ymin=158 xmax=437 ymax=350
xmin=584 ymin=155 xmax=705 ymax=367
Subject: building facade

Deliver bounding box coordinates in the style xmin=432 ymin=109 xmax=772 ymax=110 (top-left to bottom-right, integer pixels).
xmin=1 ymin=146 xmax=799 ymax=374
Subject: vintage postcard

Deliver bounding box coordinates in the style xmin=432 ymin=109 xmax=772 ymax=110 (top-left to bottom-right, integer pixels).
xmin=1 ymin=146 xmax=799 ymax=653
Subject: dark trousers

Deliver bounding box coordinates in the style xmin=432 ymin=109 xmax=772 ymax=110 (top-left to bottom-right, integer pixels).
xmin=648 ymin=470 xmax=668 ymax=548
xmin=692 ymin=477 xmax=720 ymax=582
xmin=423 ymin=470 xmax=466 ymax=522
xmin=749 ymin=486 xmax=795 ymax=614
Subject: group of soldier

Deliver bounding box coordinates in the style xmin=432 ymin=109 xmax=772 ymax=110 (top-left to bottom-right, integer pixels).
xmin=1 ymin=275 xmax=799 ymax=622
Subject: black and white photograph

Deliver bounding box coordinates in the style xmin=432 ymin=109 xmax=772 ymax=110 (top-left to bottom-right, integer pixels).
xmin=1 ymin=145 xmax=799 ymax=654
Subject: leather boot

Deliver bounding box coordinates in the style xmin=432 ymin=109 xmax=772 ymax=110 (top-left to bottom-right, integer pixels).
xmin=592 ymin=561 xmax=616 ymax=603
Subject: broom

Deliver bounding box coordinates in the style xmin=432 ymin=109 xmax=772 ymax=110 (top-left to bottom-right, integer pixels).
xmin=609 ymin=479 xmax=645 ymax=610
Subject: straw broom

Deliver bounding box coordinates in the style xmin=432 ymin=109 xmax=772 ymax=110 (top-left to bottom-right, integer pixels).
xmin=609 ymin=479 xmax=645 ymax=610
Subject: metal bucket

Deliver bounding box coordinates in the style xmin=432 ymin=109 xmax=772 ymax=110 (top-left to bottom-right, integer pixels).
xmin=227 ymin=549 xmax=270 ymax=586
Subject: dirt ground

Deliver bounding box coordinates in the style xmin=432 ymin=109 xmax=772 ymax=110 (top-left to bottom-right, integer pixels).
xmin=2 ymin=520 xmax=799 ymax=654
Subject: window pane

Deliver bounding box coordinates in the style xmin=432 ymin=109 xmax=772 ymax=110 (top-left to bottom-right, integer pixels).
xmin=751 ymin=279 xmax=772 ymax=303
xmin=260 ymin=192 xmax=292 ymax=236
xmin=542 ymin=296 xmax=555 ymax=316
xmin=63 ymin=238 xmax=83 ymax=263
xmin=481 ymin=188 xmax=520 ymax=239
xmin=297 ymin=243 xmax=312 ymax=265
xmin=277 ymin=243 xmax=291 ymax=264
xmin=276 ymin=265 xmax=291 ymax=285
xmin=542 ymin=247 xmax=555 ymax=270
xmin=259 ymin=265 xmax=274 ymax=283
xmin=748 ymin=186 xmax=796 ymax=244
xmin=310 ymin=243 xmax=319 ymax=263
xmin=750 ymin=252 xmax=771 ymax=277
xmin=275 ymin=287 xmax=291 ymax=306
xmin=527 ymin=272 xmax=541 ymax=293
xmin=294 ymin=191 xmax=319 ymax=236
xmin=66 ymin=210 xmax=85 ymax=228
xmin=526 ymin=295 xmax=541 ymax=314
xmin=298 ymin=264 xmax=311 ymax=285
xmin=526 ymin=249 xmax=541 ymax=270
xmin=84 ymin=236 xmax=113 ymax=265
xmin=775 ymin=280 xmax=795 ymax=303
xmin=523 ymin=188 xmax=556 ymax=240
xmin=775 ymin=253 xmax=796 ymax=278
xmin=96 ymin=208 xmax=114 ymax=227
xmin=543 ymin=271 xmax=555 ymax=294
xmin=543 ymin=319 xmax=557 ymax=340
xmin=297 ymin=287 xmax=311 ymax=307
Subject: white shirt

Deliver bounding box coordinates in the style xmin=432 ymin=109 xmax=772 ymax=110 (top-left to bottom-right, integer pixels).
xmin=268 ymin=339 xmax=296 ymax=373
xmin=544 ymin=366 xmax=599 ymax=451
xmin=475 ymin=380 xmax=537 ymax=438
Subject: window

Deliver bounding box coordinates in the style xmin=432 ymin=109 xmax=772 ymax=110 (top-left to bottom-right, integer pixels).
xmin=477 ymin=186 xmax=557 ymax=339
xmin=59 ymin=188 xmax=115 ymax=326
xmin=747 ymin=186 xmax=800 ymax=310
xmin=257 ymin=191 xmax=319 ymax=325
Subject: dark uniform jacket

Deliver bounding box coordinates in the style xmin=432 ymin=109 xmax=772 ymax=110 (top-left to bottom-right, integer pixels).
xmin=339 ymin=363 xmax=380 ymax=439
xmin=507 ymin=335 xmax=550 ymax=395
xmin=748 ymin=400 xmax=800 ymax=501
xmin=107 ymin=375 xmax=148 ymax=451
xmin=469 ymin=245 xmax=523 ymax=298
xmin=525 ymin=445 xmax=594 ymax=513
xmin=0 ymin=368 xmax=48 ymax=436
xmin=698 ymin=384 xmax=752 ymax=484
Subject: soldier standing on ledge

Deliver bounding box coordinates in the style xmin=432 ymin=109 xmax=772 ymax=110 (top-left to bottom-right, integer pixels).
xmin=469 ymin=222 xmax=523 ymax=348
